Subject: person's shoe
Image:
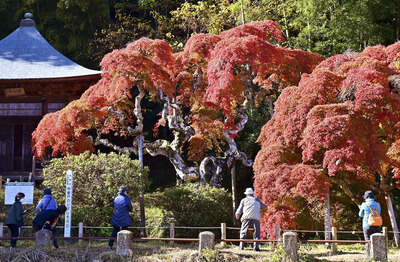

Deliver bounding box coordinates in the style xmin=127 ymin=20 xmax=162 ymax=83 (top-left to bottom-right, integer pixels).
xmin=9 ymin=247 xmax=16 ymax=251
xmin=53 ymin=245 xmax=59 ymax=249
xmin=108 ymin=245 xmax=113 ymax=250
xmin=238 ymin=245 xmax=244 ymax=250
xmin=253 ymin=247 xmax=261 ymax=252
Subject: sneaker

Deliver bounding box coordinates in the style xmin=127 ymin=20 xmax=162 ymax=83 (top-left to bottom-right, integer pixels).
xmin=239 ymin=245 xmax=244 ymax=250
xmin=108 ymin=245 xmax=112 ymax=250
xmin=253 ymin=247 xmax=261 ymax=252
xmin=10 ymin=247 xmax=16 ymax=251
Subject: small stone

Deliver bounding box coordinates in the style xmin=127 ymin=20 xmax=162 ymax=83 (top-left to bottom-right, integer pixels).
xmin=115 ymin=230 xmax=133 ymax=256
xmin=198 ymin=231 xmax=215 ymax=253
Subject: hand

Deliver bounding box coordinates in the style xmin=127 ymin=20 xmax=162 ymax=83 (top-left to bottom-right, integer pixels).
xmin=358 ymin=205 xmax=361 ymax=209
xmin=236 ymin=215 xmax=240 ymax=220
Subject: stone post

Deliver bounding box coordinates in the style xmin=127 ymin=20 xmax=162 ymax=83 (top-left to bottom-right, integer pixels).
xmin=371 ymin=233 xmax=387 ymax=261
xmin=283 ymin=232 xmax=298 ymax=262
xmin=35 ymin=229 xmax=52 ymax=248
xmin=116 ymin=230 xmax=133 ymax=256
xmin=199 ymin=231 xmax=215 ymax=253
xmin=0 ymin=222 xmax=3 ymax=237
xmin=221 ymin=223 xmax=227 ymax=247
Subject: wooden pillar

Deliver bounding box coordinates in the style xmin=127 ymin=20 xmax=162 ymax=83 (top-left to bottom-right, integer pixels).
xmin=221 ymin=223 xmax=227 ymax=247
xmin=78 ymin=222 xmax=83 ymax=246
xmin=382 ymin=227 xmax=388 ymax=249
xmin=170 ymin=223 xmax=175 ymax=245
xmin=331 ymin=227 xmax=338 ymax=254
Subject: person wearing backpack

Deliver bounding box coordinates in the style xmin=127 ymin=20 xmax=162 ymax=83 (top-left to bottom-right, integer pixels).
xmin=359 ymin=190 xmax=382 ymax=257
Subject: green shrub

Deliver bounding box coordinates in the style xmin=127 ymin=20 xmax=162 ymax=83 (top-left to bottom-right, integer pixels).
xmin=151 ymin=183 xmax=232 ymax=238
xmin=202 ymin=248 xmax=220 ymax=262
xmin=42 ymin=151 xmax=149 ymax=228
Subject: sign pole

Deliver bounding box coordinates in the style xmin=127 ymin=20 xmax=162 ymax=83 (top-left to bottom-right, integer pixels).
xmin=64 ymin=170 xmax=73 ymax=237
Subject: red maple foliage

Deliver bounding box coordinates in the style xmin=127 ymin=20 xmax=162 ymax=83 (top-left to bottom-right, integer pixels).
xmin=254 ymin=42 xmax=400 ymax=238
xmin=31 ymin=20 xmax=322 ymax=186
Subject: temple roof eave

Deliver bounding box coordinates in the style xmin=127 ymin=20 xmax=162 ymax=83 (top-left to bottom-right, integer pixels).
xmin=0 ymin=73 xmax=101 ymax=83
xmin=0 ymin=14 xmax=102 ymax=81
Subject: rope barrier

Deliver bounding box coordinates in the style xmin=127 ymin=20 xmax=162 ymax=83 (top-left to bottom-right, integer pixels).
xmin=174 ymin=226 xmax=221 ymax=229
xmin=301 ymin=240 xmax=368 ymax=244
xmin=0 ymin=237 xmax=368 ymax=244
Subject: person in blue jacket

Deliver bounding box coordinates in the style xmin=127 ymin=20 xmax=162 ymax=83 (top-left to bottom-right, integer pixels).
xmin=108 ymin=186 xmax=133 ymax=250
xmin=36 ymin=188 xmax=58 ymax=214
xmin=359 ymin=190 xmax=381 ymax=256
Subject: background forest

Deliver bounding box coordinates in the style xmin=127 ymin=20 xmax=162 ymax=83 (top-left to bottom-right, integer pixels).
xmin=1 ymin=0 xmax=400 ymax=237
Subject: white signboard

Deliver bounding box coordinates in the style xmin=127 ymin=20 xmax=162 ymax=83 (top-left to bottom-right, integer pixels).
xmin=4 ymin=182 xmax=34 ymax=205
xmin=64 ymin=170 xmax=73 ymax=237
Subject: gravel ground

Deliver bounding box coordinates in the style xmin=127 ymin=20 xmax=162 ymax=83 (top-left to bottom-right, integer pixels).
xmin=0 ymin=242 xmax=400 ymax=261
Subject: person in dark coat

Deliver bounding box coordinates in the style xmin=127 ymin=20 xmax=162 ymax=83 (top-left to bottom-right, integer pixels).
xmin=32 ymin=205 xmax=67 ymax=249
xmin=6 ymin=192 xmax=26 ymax=249
xmin=359 ymin=190 xmax=381 ymax=257
xmin=108 ymin=186 xmax=133 ymax=250
xmin=32 ymin=205 xmax=67 ymax=248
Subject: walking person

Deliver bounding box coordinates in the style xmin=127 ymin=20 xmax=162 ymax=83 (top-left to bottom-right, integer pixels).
xmin=32 ymin=205 xmax=67 ymax=249
xmin=359 ymin=190 xmax=382 ymax=257
xmin=6 ymin=192 xmax=26 ymax=250
xmin=36 ymin=188 xmax=58 ymax=214
xmin=235 ymin=188 xmax=266 ymax=251
xmin=108 ymin=186 xmax=133 ymax=250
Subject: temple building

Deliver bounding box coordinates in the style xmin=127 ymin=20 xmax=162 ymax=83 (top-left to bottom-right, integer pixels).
xmin=0 ymin=13 xmax=101 ymax=180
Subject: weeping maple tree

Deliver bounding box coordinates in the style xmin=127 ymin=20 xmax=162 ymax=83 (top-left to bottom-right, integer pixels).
xmin=32 ymin=20 xmax=322 ymax=186
xmin=254 ymin=41 xmax=400 ymax=238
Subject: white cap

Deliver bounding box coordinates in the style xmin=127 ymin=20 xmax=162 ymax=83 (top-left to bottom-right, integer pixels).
xmin=244 ymin=188 xmax=254 ymax=195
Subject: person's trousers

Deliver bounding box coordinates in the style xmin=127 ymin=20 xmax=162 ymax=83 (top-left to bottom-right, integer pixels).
xmin=363 ymin=226 xmax=381 ymax=256
xmin=240 ymin=219 xmax=261 ymax=249
xmin=7 ymin=224 xmax=19 ymax=248
xmin=52 ymin=227 xmax=58 ymax=248
xmin=108 ymin=226 xmax=128 ymax=247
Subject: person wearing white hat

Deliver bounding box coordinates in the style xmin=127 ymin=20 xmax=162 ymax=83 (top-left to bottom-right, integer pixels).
xmin=235 ymin=187 xmax=266 ymax=251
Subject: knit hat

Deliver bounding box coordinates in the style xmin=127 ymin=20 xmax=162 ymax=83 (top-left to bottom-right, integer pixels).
xmin=118 ymin=186 xmax=128 ymax=193
xmin=364 ymin=191 xmax=375 ymax=200
xmin=43 ymin=188 xmax=52 ymax=195
xmin=244 ymin=188 xmax=254 ymax=195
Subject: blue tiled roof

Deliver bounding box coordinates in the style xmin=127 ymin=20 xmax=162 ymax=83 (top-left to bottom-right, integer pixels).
xmin=0 ymin=16 xmax=101 ymax=80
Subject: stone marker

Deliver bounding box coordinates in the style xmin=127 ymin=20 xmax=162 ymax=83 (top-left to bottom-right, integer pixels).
xmin=283 ymin=232 xmax=298 ymax=261
xmin=371 ymin=233 xmax=387 ymax=262
xmin=116 ymin=230 xmax=133 ymax=256
xmin=199 ymin=231 xmax=215 ymax=253
xmin=35 ymin=229 xmax=52 ymax=248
